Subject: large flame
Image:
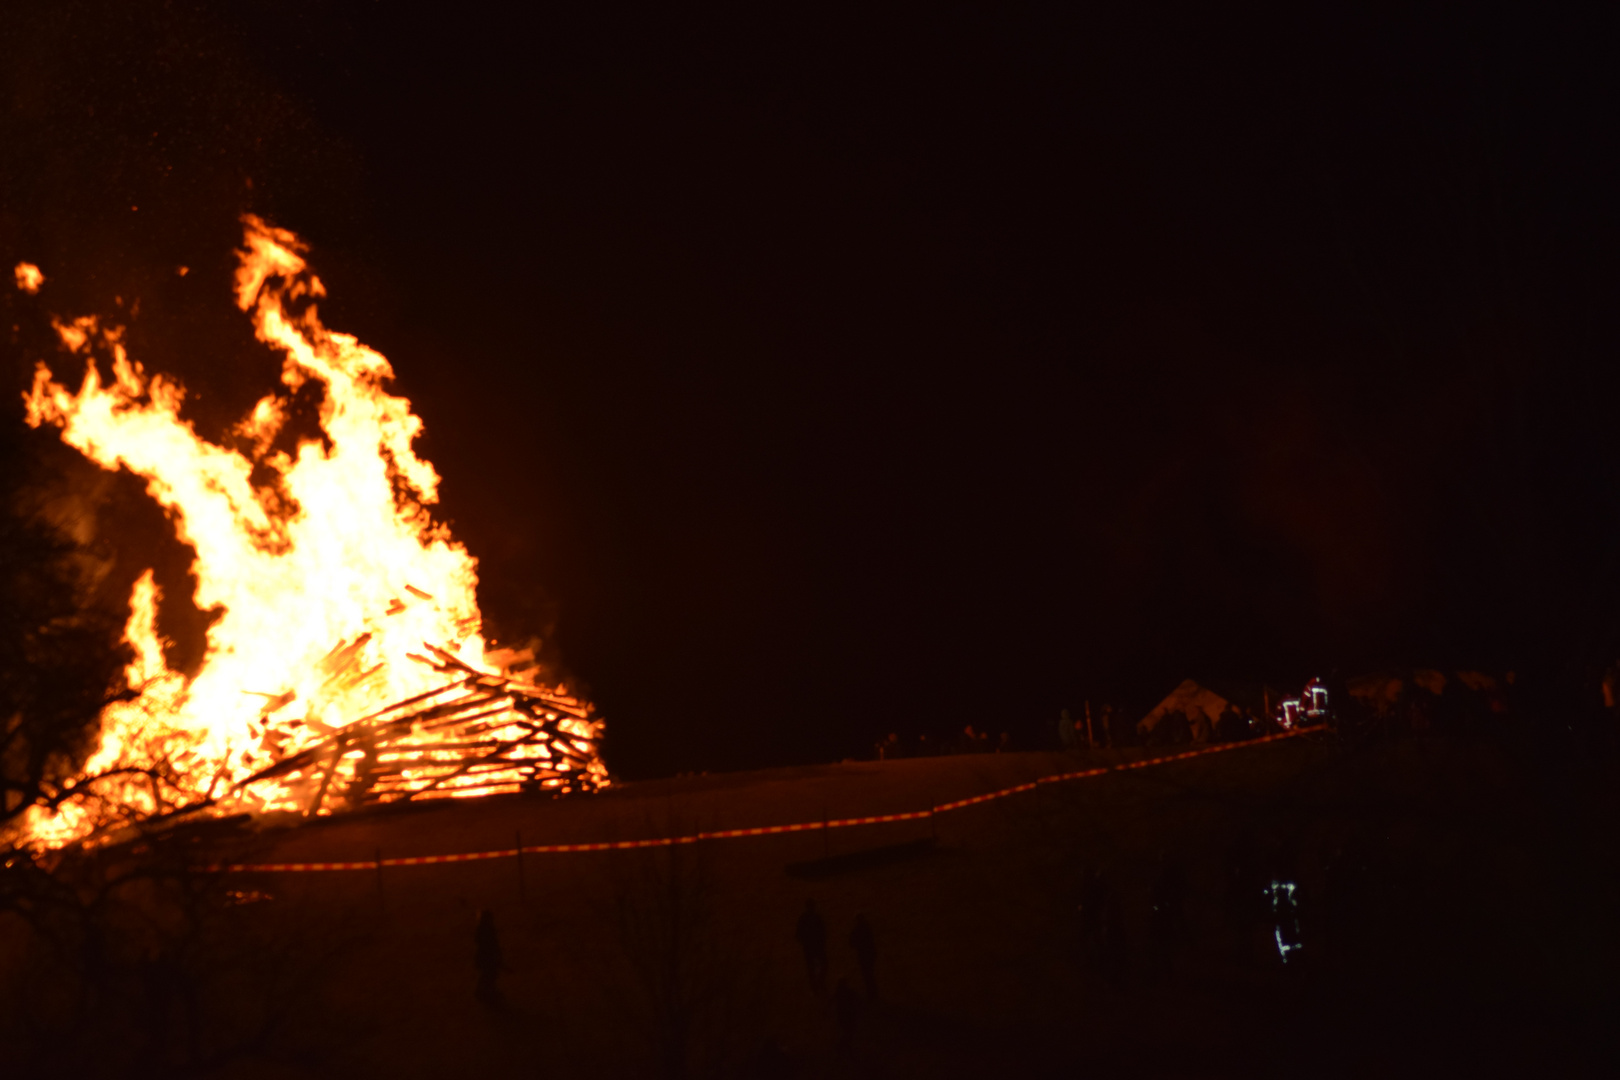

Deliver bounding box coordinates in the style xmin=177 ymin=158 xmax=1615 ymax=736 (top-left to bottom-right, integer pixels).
xmin=19 ymin=217 xmax=602 ymax=846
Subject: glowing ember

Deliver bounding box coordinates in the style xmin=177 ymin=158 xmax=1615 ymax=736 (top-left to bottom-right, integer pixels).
xmin=14 ymin=261 xmax=44 ymax=294
xmin=17 ymin=217 xmax=605 ymax=847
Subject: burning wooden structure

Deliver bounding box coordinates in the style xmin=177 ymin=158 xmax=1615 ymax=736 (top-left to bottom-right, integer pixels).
xmin=14 ymin=217 xmax=609 ymax=849
xmin=229 ymin=643 xmax=603 ymax=815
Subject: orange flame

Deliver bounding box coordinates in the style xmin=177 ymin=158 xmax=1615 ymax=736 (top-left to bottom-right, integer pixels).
xmin=19 ymin=217 xmax=603 ymax=846
xmin=13 ymin=262 xmax=44 ymax=294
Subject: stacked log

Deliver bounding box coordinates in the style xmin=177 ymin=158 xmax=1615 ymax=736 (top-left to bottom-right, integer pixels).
xmin=226 ymin=643 xmax=604 ymax=816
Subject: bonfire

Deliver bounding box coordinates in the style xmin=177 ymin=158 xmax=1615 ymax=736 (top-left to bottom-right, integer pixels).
xmin=14 ymin=218 xmax=606 ymax=849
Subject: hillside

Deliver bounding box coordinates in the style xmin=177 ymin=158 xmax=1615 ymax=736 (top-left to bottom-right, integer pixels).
xmin=6 ymin=733 xmax=1615 ymax=1078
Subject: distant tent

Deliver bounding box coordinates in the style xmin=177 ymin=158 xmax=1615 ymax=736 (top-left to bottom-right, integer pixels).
xmin=1199 ymin=680 xmax=1279 ymax=719
xmin=1138 ymin=679 xmax=1232 ymax=742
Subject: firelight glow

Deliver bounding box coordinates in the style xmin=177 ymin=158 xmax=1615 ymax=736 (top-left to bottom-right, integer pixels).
xmin=13 ymin=261 xmax=43 ymax=294
xmin=18 ymin=217 xmax=604 ymax=846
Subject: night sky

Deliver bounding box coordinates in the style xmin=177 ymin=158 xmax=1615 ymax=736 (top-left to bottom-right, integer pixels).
xmin=5 ymin=3 xmax=1620 ymax=777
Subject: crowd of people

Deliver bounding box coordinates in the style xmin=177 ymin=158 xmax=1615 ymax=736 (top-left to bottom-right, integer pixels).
xmin=1072 ymin=831 xmax=1331 ymax=995
xmin=872 ymin=727 xmax=1012 ymax=759
xmin=780 ymin=834 xmax=1333 ymax=1061
xmin=869 ymin=699 xmax=1267 ymax=761
xmin=794 ymin=900 xmax=879 ymax=1058
xmin=461 ymin=665 xmax=1613 ymax=1072
xmin=1061 ymin=701 xmax=1271 ymax=749
xmin=870 ymin=662 xmax=1620 ymax=764
xmin=468 ymin=897 xmax=889 ymax=1063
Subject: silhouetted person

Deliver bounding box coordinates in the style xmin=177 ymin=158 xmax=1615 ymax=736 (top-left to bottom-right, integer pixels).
xmin=1407 ymin=689 xmax=1432 ymax=733
xmin=1059 ymin=707 xmax=1077 ymax=750
xmin=1165 ymin=709 xmax=1192 ymax=745
xmin=1268 ymin=841 xmax=1305 ymax=967
xmin=473 ymin=909 xmax=503 ymax=1005
xmin=834 ymin=977 xmax=859 ymax=1055
xmin=1110 ymin=705 xmax=1135 ymax=747
xmin=1189 ymin=707 xmax=1212 ymax=743
xmin=849 ymin=914 xmax=878 ymax=997
xmin=1077 ymin=865 xmax=1108 ymax=965
xmin=1223 ymin=831 xmax=1261 ymax=965
xmin=1149 ymin=853 xmax=1188 ymax=977
xmin=1323 ymin=833 xmax=1372 ymax=959
xmin=1101 ymin=889 xmax=1128 ymax=990
xmin=795 ymin=899 xmax=828 ymax=995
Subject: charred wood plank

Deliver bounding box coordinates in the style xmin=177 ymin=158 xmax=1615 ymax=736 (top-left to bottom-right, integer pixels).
xmin=305 ymin=750 xmax=340 ymax=816
xmin=403 ymin=735 xmax=537 ymax=799
xmin=423 ymin=642 xmax=481 ymax=675
xmin=376 ymin=693 xmax=511 ymax=733
xmin=350 ymin=680 xmax=471 ymax=725
xmin=412 ymin=701 xmax=519 ymax=730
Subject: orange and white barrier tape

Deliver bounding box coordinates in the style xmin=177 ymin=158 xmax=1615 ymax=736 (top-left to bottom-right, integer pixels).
xmin=211 ymin=725 xmax=1323 ymax=872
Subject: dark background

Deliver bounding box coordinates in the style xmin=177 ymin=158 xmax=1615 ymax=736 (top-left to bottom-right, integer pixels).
xmin=4 ymin=2 xmax=1620 ymax=778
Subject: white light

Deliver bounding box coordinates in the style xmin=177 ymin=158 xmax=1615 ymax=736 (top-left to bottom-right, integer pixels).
xmin=1268 ymin=879 xmax=1303 ymax=963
